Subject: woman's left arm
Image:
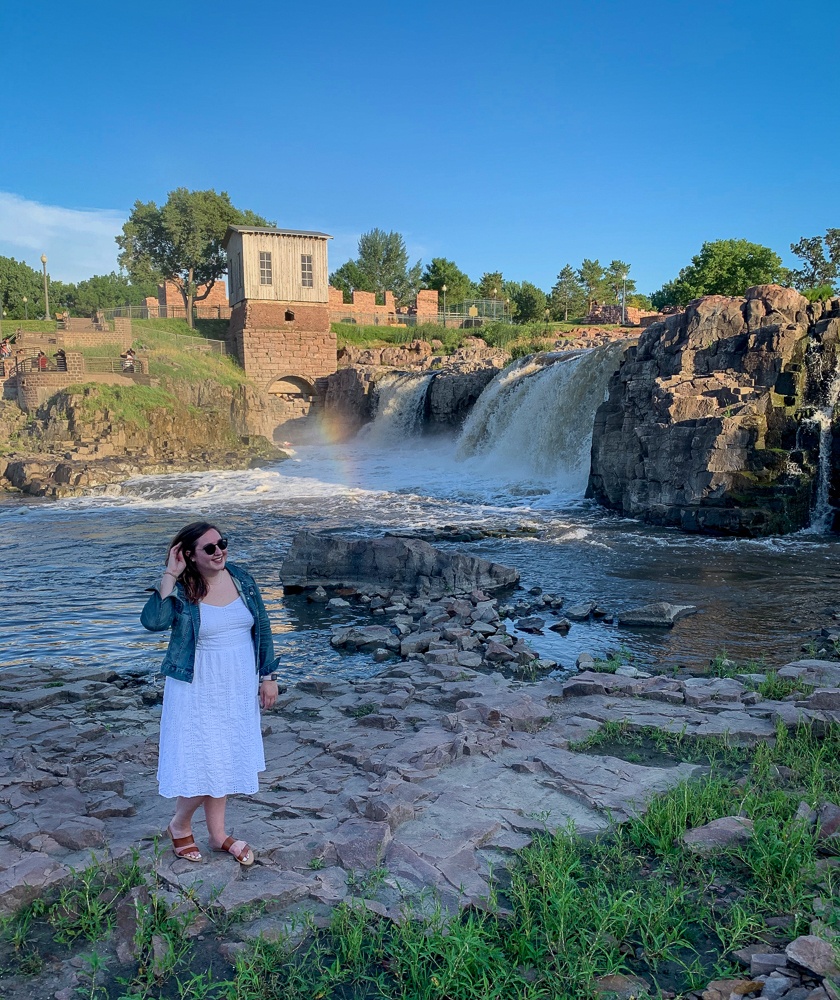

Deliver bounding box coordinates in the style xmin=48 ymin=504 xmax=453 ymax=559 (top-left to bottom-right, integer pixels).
xmin=251 ymin=578 xmax=279 ymax=709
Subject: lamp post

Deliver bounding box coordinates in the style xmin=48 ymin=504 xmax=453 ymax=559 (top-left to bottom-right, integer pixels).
xmin=621 ymin=276 xmax=627 ymax=326
xmin=505 ymin=297 xmax=510 ymax=322
xmin=40 ymin=254 xmax=49 ymax=321
xmin=492 ymin=286 xmax=497 ymax=321
xmin=22 ymin=296 xmax=28 ymax=320
xmin=441 ymin=284 xmax=447 ymax=327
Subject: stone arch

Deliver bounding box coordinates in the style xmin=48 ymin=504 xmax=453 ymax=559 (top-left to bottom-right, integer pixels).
xmin=267 ymin=374 xmax=315 ymax=398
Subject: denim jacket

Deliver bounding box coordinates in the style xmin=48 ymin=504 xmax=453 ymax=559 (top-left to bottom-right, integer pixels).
xmin=140 ymin=562 xmax=278 ymax=683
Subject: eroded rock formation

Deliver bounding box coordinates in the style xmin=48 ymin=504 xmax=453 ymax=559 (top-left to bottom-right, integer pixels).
xmin=280 ymin=531 xmax=520 ymax=595
xmin=587 ymin=286 xmax=840 ymax=535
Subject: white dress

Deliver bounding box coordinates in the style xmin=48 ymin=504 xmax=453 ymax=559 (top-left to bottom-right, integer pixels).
xmin=157 ymin=597 xmax=266 ymax=798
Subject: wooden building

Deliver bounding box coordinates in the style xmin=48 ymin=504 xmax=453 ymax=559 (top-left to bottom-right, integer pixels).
xmin=223 ymin=226 xmax=337 ymax=439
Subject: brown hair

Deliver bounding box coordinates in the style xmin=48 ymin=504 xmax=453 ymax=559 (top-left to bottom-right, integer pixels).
xmin=168 ymin=520 xmax=223 ymax=604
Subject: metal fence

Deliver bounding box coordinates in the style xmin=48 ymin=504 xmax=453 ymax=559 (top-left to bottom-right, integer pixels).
xmin=330 ymin=308 xmax=513 ymax=329
xmin=105 ymin=304 xmax=231 ymax=321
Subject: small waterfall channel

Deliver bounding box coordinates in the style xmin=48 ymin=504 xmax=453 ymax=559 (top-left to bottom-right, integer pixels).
xmin=805 ymin=352 xmax=840 ymax=530
xmin=363 ymin=370 xmax=436 ymax=443
xmin=455 ymin=344 xmax=625 ymax=484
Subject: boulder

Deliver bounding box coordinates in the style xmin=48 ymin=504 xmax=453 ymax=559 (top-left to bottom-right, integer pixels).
xmin=281 ymin=532 xmax=519 ymax=596
xmin=786 ymin=935 xmax=840 ymax=977
xmin=681 ymin=816 xmax=754 ymax=854
xmin=587 ymin=286 xmax=840 ymax=536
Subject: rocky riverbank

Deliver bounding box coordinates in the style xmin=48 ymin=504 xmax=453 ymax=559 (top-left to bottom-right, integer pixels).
xmin=2 ymin=560 xmax=840 ymax=998
xmin=0 ymin=389 xmax=287 ymax=498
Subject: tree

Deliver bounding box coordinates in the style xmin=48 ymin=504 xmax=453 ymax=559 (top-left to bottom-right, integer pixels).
xmin=477 ymin=271 xmax=504 ymax=301
xmin=329 ymin=260 xmax=373 ymax=302
xmin=603 ymin=260 xmax=636 ymax=307
xmin=508 ymin=280 xmax=547 ymax=323
xmin=790 ymin=233 xmax=839 ymax=291
xmin=577 ymin=259 xmax=606 ymax=313
xmin=549 ymin=265 xmax=586 ymax=321
xmin=626 ymin=292 xmax=653 ymax=310
xmin=0 ymin=255 xmax=73 ymax=319
xmin=650 ymin=239 xmax=790 ymax=308
xmin=330 ymin=228 xmax=422 ymax=306
xmin=421 ymin=258 xmax=475 ymax=306
xmin=117 ymin=188 xmax=271 ymax=328
xmin=73 ymin=272 xmax=157 ymax=314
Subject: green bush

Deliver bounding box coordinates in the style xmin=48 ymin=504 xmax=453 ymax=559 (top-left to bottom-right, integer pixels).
xmin=802 ymin=285 xmax=836 ymax=302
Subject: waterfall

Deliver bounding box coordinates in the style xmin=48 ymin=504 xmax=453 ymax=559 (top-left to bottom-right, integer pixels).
xmin=455 ymin=344 xmax=625 ymax=484
xmin=807 ymin=357 xmax=840 ymax=531
xmin=362 ymin=371 xmax=436 ymax=443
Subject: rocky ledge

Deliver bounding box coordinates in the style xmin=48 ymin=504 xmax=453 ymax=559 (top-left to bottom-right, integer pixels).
xmin=588 ymin=285 xmax=840 ymax=536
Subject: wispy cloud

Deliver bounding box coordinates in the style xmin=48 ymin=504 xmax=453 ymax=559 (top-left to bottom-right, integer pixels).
xmin=0 ymin=192 xmax=126 ymax=283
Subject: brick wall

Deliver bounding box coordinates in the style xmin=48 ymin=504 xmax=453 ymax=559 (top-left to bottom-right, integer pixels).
xmin=229 ymin=300 xmax=336 ymax=389
xmin=160 ymin=279 xmax=228 ymax=308
xmin=17 ymin=330 xmax=132 ymax=350
xmin=584 ymin=304 xmax=661 ymax=327
xmin=329 ymin=287 xmax=399 ymax=324
xmin=415 ymin=289 xmax=439 ymax=317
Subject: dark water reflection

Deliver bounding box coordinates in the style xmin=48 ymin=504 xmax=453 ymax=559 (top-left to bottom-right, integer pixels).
xmin=1 ymin=441 xmax=838 ymax=680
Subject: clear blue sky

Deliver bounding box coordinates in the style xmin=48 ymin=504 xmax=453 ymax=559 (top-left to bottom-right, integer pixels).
xmin=2 ymin=0 xmax=838 ymax=293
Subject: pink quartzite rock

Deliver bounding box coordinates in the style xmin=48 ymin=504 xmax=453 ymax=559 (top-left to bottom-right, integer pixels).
xmin=785 ymin=935 xmax=840 ymax=977
xmin=681 ymin=816 xmax=754 ymax=855
xmin=331 ymin=817 xmax=392 ymax=870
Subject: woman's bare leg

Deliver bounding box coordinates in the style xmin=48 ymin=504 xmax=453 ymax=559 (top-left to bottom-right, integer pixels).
xmin=204 ymin=796 xmax=252 ymax=861
xmin=168 ymin=795 xmax=205 ymax=860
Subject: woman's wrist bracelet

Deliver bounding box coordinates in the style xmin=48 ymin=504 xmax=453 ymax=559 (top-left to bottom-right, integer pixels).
xmin=260 ymin=673 xmax=278 ymax=683
xmin=163 ymin=570 xmax=178 ymax=579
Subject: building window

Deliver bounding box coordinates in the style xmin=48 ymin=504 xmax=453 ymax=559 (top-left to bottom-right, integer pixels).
xmin=285 ymin=309 xmax=295 ymax=322
xmin=259 ymin=251 xmax=273 ymax=285
xmin=301 ymin=254 xmax=313 ymax=287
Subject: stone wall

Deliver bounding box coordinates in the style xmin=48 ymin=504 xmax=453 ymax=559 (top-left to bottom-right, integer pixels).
xmin=587 ymin=286 xmax=840 ymax=536
xmin=228 ymin=300 xmax=336 ymax=391
xmin=584 ymin=304 xmax=661 ymax=326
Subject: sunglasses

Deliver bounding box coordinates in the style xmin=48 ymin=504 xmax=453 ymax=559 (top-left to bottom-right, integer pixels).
xmin=199 ymin=538 xmax=228 ymax=555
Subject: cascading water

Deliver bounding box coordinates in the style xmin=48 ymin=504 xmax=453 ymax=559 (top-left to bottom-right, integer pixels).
xmin=806 ymin=356 xmax=840 ymax=531
xmin=362 ymin=371 xmax=436 ymax=443
xmin=455 ymin=343 xmax=626 ymax=485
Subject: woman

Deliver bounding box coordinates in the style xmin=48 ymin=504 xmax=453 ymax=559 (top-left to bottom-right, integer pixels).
xmin=141 ymin=521 xmax=279 ymax=865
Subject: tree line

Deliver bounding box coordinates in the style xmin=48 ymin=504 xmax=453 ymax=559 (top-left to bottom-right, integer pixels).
xmin=3 ymin=185 xmax=836 ymax=326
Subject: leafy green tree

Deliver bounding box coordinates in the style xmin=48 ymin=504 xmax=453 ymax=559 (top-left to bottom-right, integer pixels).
xmin=626 ymin=292 xmax=653 ymax=310
xmin=72 ymin=272 xmax=157 ymax=314
xmin=477 ymin=271 xmax=504 ymax=300
xmin=329 ymin=260 xmax=373 ymax=302
xmin=117 ymin=188 xmax=271 ymax=327
xmin=549 ymin=265 xmax=586 ymax=321
xmin=577 ymin=259 xmax=606 ymax=313
xmin=651 ymin=239 xmax=790 ymax=308
xmin=421 ymin=258 xmax=475 ymax=306
xmin=509 ymin=280 xmax=547 ymax=323
xmin=331 ymin=229 xmax=422 ymax=306
xmin=790 ymin=233 xmax=839 ymax=291
xmin=0 ymin=257 xmax=56 ymax=319
xmin=603 ymin=260 xmax=636 ymax=308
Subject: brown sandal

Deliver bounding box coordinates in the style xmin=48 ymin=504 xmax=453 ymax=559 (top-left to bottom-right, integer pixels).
xmin=215 ymin=836 xmax=254 ymax=866
xmin=167 ymin=825 xmax=202 ymax=862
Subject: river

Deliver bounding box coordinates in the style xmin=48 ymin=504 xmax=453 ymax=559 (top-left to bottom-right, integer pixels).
xmin=2 ymin=435 xmax=839 ymax=682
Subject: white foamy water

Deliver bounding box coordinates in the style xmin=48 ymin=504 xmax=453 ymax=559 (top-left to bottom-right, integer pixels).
xmin=457 ymin=345 xmax=626 ymax=484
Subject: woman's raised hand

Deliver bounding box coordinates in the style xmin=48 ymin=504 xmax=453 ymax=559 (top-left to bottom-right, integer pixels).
xmin=166 ymin=543 xmax=187 ymax=578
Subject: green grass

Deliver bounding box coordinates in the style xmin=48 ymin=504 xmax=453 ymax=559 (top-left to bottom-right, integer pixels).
xmin=3 ymin=724 xmax=838 ymax=999
xmin=0 ymin=320 xmax=58 ymax=338
xmin=62 ymin=383 xmax=183 ymax=428
xmin=127 ymin=319 xmax=248 ymax=388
